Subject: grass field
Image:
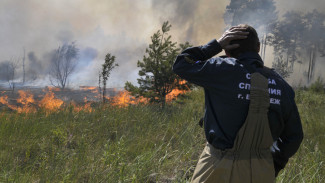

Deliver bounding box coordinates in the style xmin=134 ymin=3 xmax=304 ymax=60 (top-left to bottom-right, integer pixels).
xmin=0 ymin=86 xmax=324 ymax=182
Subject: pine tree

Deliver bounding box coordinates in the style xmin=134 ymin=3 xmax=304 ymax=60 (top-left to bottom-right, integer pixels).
xmin=125 ymin=21 xmax=191 ymax=107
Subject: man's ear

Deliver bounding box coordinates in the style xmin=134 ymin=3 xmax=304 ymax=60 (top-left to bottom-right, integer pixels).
xmin=225 ymin=50 xmax=231 ymax=57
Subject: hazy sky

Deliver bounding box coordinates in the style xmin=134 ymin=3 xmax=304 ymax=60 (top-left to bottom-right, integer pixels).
xmin=0 ymin=0 xmax=324 ymax=87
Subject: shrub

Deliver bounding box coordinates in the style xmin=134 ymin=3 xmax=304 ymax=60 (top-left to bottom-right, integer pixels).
xmin=309 ymin=77 xmax=325 ymax=93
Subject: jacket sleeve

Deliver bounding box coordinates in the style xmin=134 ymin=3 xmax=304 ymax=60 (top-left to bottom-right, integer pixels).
xmin=172 ymin=39 xmax=224 ymax=87
xmin=271 ymin=87 xmax=304 ymax=176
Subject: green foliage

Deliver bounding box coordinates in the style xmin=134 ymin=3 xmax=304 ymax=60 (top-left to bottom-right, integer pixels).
xmin=272 ymin=55 xmax=293 ymax=79
xmin=278 ymin=89 xmax=325 ymax=182
xmin=309 ymin=77 xmax=325 ymax=93
xmin=269 ymin=10 xmax=325 ymax=82
xmin=101 ymin=53 xmax=118 ymax=102
xmin=125 ymin=21 xmax=192 ymax=106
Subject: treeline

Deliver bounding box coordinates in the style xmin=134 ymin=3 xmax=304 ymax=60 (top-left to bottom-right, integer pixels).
xmin=224 ymin=0 xmax=325 ymax=82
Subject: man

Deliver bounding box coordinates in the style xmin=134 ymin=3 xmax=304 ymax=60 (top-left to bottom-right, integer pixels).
xmin=173 ymin=24 xmax=303 ymax=182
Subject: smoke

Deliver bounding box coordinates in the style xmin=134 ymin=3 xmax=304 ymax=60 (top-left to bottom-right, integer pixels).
xmin=0 ymin=0 xmax=324 ymax=88
xmin=151 ymin=0 xmax=228 ymax=44
xmin=275 ymin=0 xmax=325 ymax=16
xmin=151 ymin=0 xmax=198 ymax=42
xmin=56 ymin=30 xmax=75 ymax=44
xmin=272 ymin=1 xmax=325 ymax=84
xmin=0 ymin=61 xmax=13 ymax=81
xmin=0 ymin=0 xmax=155 ymax=88
xmin=27 ymin=52 xmax=45 ymax=81
xmin=0 ymin=0 xmax=228 ymax=88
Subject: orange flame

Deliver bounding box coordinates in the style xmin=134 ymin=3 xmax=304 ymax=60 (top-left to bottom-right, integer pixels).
xmin=166 ymin=89 xmax=186 ymax=102
xmin=110 ymin=91 xmax=136 ymax=107
xmin=110 ymin=91 xmax=148 ymax=107
xmin=0 ymin=95 xmax=18 ymax=111
xmin=16 ymin=90 xmax=36 ymax=113
xmin=0 ymin=95 xmax=8 ymax=105
xmin=166 ymin=80 xmax=189 ymax=102
xmin=71 ymin=97 xmax=93 ymax=112
xmin=109 ymin=80 xmax=188 ymax=107
xmin=0 ymin=80 xmax=189 ymax=112
xmin=38 ymin=90 xmax=63 ymax=111
xmin=80 ymin=86 xmax=99 ymax=94
xmin=82 ymin=97 xmax=93 ymax=112
xmin=17 ymin=90 xmax=35 ymax=105
xmin=47 ymin=86 xmax=61 ymax=92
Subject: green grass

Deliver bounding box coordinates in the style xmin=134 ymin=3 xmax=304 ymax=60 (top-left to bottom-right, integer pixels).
xmin=276 ymin=89 xmax=325 ymax=183
xmin=0 ymin=87 xmax=324 ymax=182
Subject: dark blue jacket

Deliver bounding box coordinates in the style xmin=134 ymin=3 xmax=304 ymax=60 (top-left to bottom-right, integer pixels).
xmin=173 ymin=39 xmax=303 ymax=172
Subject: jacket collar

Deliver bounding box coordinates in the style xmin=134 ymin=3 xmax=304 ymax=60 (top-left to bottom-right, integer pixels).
xmin=236 ymin=52 xmax=264 ymax=68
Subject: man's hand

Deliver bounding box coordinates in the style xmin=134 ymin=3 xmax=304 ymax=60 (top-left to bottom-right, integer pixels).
xmin=217 ymin=26 xmax=249 ymax=51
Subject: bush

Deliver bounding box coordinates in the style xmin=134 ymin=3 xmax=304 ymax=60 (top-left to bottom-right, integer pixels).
xmin=309 ymin=77 xmax=325 ymax=93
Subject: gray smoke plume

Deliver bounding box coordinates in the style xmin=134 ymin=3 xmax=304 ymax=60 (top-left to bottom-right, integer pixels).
xmin=27 ymin=52 xmax=44 ymax=81
xmin=151 ymin=0 xmax=198 ymax=42
xmin=0 ymin=0 xmax=324 ymax=88
xmin=151 ymin=0 xmax=228 ymax=45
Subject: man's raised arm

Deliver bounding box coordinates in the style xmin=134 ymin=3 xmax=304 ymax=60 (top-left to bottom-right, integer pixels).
xmin=173 ymin=26 xmax=249 ymax=87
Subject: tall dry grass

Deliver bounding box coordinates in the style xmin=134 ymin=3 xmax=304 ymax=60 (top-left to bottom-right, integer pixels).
xmin=0 ymin=83 xmax=324 ymax=182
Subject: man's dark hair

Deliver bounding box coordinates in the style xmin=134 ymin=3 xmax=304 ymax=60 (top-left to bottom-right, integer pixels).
xmin=228 ymin=24 xmax=260 ymax=58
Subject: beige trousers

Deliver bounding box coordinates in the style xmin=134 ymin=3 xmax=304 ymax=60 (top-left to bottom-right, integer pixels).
xmin=191 ymin=73 xmax=275 ymax=183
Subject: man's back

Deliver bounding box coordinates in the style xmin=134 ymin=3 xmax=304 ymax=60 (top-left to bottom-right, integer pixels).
xmin=173 ymin=38 xmax=303 ymax=177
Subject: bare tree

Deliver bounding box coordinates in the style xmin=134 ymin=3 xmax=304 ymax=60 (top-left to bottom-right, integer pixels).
xmin=22 ymin=48 xmax=26 ymax=84
xmin=0 ymin=59 xmax=19 ymax=91
xmin=49 ymin=42 xmax=79 ymax=89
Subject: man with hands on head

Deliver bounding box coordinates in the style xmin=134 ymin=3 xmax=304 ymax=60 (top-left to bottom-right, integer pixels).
xmin=173 ymin=24 xmax=303 ymax=183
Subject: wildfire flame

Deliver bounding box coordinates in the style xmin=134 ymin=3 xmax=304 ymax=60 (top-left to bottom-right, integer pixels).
xmin=110 ymin=91 xmax=148 ymax=107
xmin=0 ymin=79 xmax=189 ymax=113
xmin=166 ymin=80 xmax=188 ymax=102
xmin=0 ymin=95 xmax=8 ymax=105
xmin=0 ymin=95 xmax=18 ymax=111
xmin=71 ymin=97 xmax=93 ymax=112
xmin=83 ymin=97 xmax=93 ymax=112
xmin=80 ymin=86 xmax=99 ymax=94
xmin=17 ymin=90 xmax=35 ymax=105
xmin=47 ymin=86 xmax=61 ymax=92
xmin=16 ymin=90 xmax=37 ymax=113
xmin=38 ymin=90 xmax=64 ymax=111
